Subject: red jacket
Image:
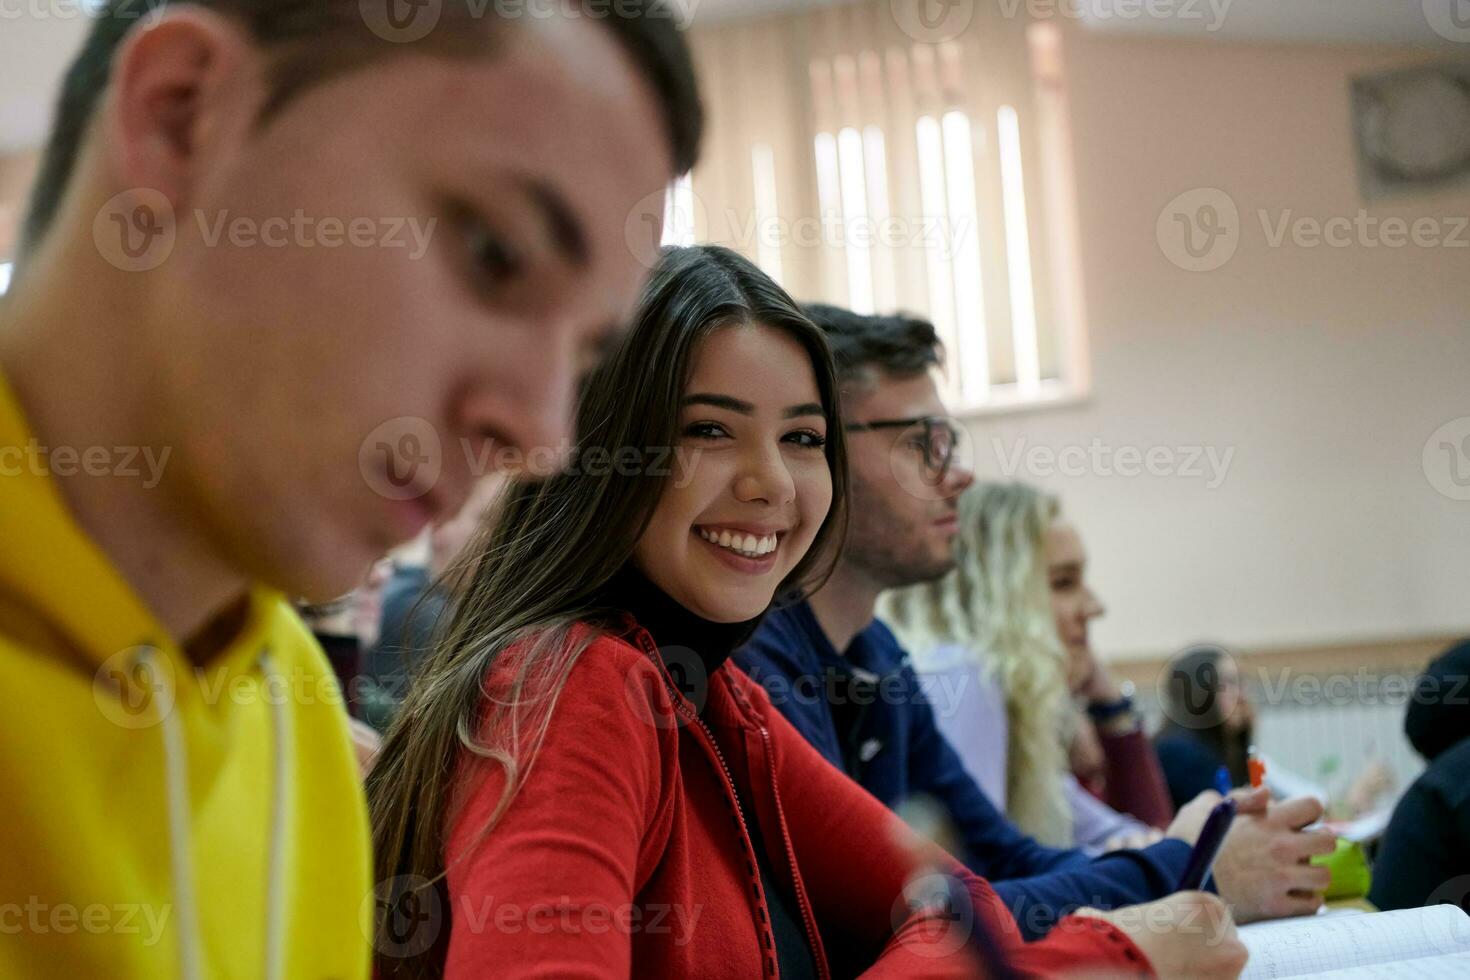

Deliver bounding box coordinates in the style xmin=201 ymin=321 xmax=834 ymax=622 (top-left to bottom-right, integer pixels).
xmin=444 ymin=620 xmax=1153 ymax=978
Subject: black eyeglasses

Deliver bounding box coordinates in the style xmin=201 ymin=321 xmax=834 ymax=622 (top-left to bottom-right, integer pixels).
xmin=845 ymin=415 xmax=960 ymax=480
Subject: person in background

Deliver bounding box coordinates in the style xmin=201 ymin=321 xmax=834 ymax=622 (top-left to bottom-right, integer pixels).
xmin=1154 ymin=646 xmax=1257 ymax=809
xmin=0 ymin=0 xmax=702 ymax=974
xmin=298 ymin=559 xmax=394 ymax=770
xmin=1064 ymin=709 xmax=1160 ymax=850
xmin=1154 ymin=645 xmax=1335 ymax=810
xmin=1370 ymin=638 xmax=1470 ymax=913
xmin=360 ymin=476 xmax=504 ymax=729
xmin=299 ymin=559 xmax=393 ymax=703
xmin=367 ymin=245 xmax=1249 ymax=980
xmin=737 ymin=304 xmax=1336 ymax=943
xmin=882 ymin=481 xmax=1173 ymax=851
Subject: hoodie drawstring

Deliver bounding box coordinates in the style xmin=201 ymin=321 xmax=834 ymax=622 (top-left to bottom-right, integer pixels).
xmin=143 ymin=646 xmax=288 ymax=980
xmin=149 ymin=648 xmax=202 ymax=980
xmin=261 ymin=650 xmax=289 ymax=980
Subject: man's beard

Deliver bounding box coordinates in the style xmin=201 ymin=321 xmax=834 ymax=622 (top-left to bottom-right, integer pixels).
xmin=849 ymin=517 xmax=956 ymax=590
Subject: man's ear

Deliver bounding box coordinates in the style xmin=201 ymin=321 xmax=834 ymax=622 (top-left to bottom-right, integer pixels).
xmin=100 ymin=8 xmax=262 ymax=210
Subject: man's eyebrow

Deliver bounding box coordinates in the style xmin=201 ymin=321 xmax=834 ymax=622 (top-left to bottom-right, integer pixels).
xmin=524 ymin=178 xmax=588 ymax=268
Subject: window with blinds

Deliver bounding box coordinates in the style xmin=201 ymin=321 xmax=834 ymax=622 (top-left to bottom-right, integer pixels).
xmin=680 ymin=7 xmax=1087 ymax=414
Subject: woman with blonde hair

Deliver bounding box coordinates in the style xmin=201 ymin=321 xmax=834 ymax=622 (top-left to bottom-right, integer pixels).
xmin=881 ymin=481 xmax=1173 ymax=849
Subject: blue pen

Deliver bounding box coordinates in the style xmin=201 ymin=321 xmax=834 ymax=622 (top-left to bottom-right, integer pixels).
xmin=1215 ymin=765 xmax=1232 ymax=796
xmin=1177 ymin=797 xmax=1238 ymax=891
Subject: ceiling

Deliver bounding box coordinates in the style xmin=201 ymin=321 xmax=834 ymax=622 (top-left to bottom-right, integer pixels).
xmin=2 ymin=0 xmax=1465 ymax=152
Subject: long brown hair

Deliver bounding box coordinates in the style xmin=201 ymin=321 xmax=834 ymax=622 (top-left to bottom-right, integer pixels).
xmin=366 ymin=244 xmax=849 ymax=978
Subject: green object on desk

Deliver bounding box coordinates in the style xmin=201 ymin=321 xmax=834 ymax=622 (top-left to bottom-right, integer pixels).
xmin=1311 ymin=837 xmax=1372 ymax=900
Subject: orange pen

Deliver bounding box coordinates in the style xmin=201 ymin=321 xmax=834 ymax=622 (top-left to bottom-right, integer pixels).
xmin=1247 ymin=748 xmax=1266 ymax=789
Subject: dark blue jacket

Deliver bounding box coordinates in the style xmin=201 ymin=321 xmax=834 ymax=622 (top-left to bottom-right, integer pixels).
xmin=1155 ymin=732 xmax=1229 ymax=812
xmin=736 ymin=601 xmax=1194 ymax=940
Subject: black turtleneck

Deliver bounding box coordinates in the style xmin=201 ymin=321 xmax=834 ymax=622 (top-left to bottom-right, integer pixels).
xmin=598 ymin=563 xmax=763 ymax=688
xmin=597 ymin=564 xmax=817 ymax=980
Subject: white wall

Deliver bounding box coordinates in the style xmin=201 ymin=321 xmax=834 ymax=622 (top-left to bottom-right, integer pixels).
xmin=969 ymin=30 xmax=1470 ymax=661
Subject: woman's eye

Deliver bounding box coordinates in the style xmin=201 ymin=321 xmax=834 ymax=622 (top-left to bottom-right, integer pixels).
xmin=683 ymin=422 xmax=729 ymax=440
xmin=784 ymin=429 xmax=827 ymax=449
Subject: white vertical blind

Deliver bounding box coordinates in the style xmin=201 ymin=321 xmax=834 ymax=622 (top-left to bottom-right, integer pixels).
xmin=685 ymin=0 xmax=1081 ymax=411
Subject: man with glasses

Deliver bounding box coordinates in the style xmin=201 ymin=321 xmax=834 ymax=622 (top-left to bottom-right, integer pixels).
xmin=736 ymin=303 xmax=1338 ymax=943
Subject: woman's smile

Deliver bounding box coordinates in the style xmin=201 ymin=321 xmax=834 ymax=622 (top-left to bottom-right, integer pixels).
xmin=692 ymin=523 xmax=790 ymax=573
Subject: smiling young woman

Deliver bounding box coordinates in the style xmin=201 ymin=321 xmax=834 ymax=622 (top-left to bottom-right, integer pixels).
xmin=366 ymin=246 xmax=1157 ymax=979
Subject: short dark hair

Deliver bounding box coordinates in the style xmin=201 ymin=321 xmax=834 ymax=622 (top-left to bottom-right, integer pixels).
xmin=20 ymin=0 xmax=702 ymax=258
xmin=802 ymin=302 xmax=943 ymax=389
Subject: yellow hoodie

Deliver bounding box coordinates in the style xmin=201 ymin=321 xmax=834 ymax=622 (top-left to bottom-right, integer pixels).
xmin=0 ymin=368 xmax=371 ymax=978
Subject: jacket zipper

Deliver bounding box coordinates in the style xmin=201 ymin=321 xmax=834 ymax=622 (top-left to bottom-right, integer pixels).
xmin=760 ymin=724 xmax=831 ymax=980
xmin=634 ymin=632 xmax=780 ymax=975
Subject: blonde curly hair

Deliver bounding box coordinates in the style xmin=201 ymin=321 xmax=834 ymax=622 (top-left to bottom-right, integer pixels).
xmin=879 ymin=481 xmax=1074 ymax=847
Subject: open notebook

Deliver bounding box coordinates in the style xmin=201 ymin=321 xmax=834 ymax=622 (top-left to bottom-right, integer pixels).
xmin=1238 ymin=905 xmax=1470 ymax=978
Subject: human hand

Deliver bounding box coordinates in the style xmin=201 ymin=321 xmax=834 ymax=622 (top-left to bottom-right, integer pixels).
xmin=1164 ymin=788 xmax=1230 ymax=846
xmin=1212 ymin=789 xmax=1336 ymax=923
xmin=1067 ymin=892 xmax=1247 ymax=980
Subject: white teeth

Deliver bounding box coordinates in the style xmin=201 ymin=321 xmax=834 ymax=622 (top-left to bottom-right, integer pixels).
xmin=698 ymin=527 xmax=780 ymax=558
